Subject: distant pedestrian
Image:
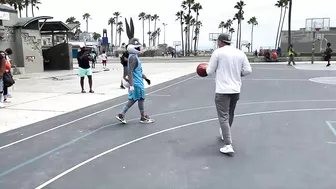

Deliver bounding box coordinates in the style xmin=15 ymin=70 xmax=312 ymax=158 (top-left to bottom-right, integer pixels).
xmin=77 ymin=45 xmax=94 ymax=93
xmin=101 ymin=50 xmax=108 ymax=69
xmin=4 ymin=48 xmax=13 ymax=98
xmin=0 ymin=51 xmax=6 ymax=108
xmin=288 ymin=44 xmax=296 ymax=65
xmin=120 ymin=45 xmax=129 ymax=89
xmin=205 ymin=33 xmax=252 ymax=155
xmin=325 ymin=42 xmax=332 ymax=67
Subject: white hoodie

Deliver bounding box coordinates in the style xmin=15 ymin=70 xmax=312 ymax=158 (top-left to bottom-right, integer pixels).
xmin=206 ymin=45 xmax=252 ymax=94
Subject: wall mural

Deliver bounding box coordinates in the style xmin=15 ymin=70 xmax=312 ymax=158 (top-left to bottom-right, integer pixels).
xmin=0 ymin=27 xmax=15 ymax=42
xmin=21 ymin=32 xmax=42 ymax=55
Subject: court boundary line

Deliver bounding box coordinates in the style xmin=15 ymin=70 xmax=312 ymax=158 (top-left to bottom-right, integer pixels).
xmin=2 ymin=98 xmax=336 ymax=150
xmin=34 ymin=107 xmax=336 ymax=188
xmin=0 ymin=75 xmax=197 ymax=150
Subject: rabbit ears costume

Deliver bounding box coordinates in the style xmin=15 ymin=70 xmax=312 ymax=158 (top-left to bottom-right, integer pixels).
xmin=125 ymin=17 xmax=142 ymax=54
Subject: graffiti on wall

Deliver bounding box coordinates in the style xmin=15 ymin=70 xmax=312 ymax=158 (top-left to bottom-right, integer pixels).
xmin=0 ymin=27 xmax=15 ymax=42
xmin=21 ymin=32 xmax=42 ymax=55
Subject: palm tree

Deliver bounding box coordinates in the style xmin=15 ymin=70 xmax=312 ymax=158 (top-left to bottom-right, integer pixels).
xmin=138 ymin=12 xmax=146 ymax=46
xmin=116 ymin=21 xmax=124 ymax=46
xmin=156 ymin=28 xmax=161 ymax=45
xmin=229 ymin=28 xmax=235 ymax=38
xmin=151 ymin=14 xmax=160 ymax=46
xmin=275 ymin=0 xmax=284 ymax=49
xmin=194 ymin=20 xmax=202 ymax=55
xmin=24 ymin=0 xmax=28 ymax=17
xmin=113 ymin=12 xmax=121 ymax=46
xmin=183 ymin=14 xmax=193 ymax=55
xmin=191 ymin=2 xmax=202 ymax=53
xmin=233 ymin=0 xmax=246 ymax=49
xmin=225 ymin=19 xmax=233 ymax=33
xmin=181 ymin=0 xmax=195 ymax=56
xmin=145 ymin=14 xmax=152 ymax=46
xmin=218 ymin=21 xmax=225 ymax=33
xmin=247 ymin=17 xmax=258 ymax=52
xmin=66 ymin=16 xmax=80 ymax=24
xmin=189 ymin=18 xmax=196 ymax=52
xmin=278 ymin=0 xmax=289 ymax=48
xmin=175 ymin=10 xmax=185 ymax=56
xmin=108 ymin=17 xmax=116 ymax=46
xmin=30 ymin=0 xmax=40 ymax=17
xmin=82 ymin=13 xmax=91 ymax=33
xmin=92 ymin=32 xmax=101 ymax=41
xmin=7 ymin=0 xmax=25 ymax=17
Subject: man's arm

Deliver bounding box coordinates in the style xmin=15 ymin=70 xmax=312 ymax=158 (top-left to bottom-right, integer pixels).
xmin=206 ymin=51 xmax=218 ymax=76
xmin=0 ymin=58 xmax=6 ymax=77
xmin=241 ymin=54 xmax=252 ymax=77
xmin=128 ymin=55 xmax=138 ymax=86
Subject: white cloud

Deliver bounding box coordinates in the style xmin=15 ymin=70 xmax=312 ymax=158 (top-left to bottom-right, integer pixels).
xmin=31 ymin=0 xmax=335 ymax=51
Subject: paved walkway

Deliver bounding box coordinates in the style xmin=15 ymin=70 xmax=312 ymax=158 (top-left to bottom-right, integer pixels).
xmin=0 ymin=62 xmax=201 ymax=133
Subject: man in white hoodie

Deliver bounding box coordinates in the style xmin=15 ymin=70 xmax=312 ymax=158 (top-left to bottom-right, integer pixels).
xmin=206 ymin=33 xmax=252 ymax=155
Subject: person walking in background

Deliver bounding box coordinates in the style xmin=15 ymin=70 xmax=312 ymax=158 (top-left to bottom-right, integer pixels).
xmin=325 ymin=42 xmax=332 ymax=67
xmin=4 ymin=48 xmax=13 ymax=98
xmin=101 ymin=50 xmax=108 ymax=69
xmin=0 ymin=51 xmax=6 ymax=108
xmin=2 ymin=55 xmax=12 ymax=102
xmin=205 ymin=33 xmax=252 ymax=156
xmin=77 ymin=45 xmax=94 ymax=93
xmin=288 ymin=44 xmax=296 ymax=65
xmin=120 ymin=44 xmax=129 ymax=89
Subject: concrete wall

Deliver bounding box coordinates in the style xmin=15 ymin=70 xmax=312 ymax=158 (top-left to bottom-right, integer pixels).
xmin=43 ymin=43 xmax=72 ymax=70
xmin=16 ymin=28 xmax=43 ymax=73
xmin=281 ymin=28 xmax=336 ymax=53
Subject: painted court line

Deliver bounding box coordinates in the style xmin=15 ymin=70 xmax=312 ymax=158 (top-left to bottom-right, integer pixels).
xmin=0 ymin=75 xmax=197 ymax=150
xmin=2 ymin=98 xmax=336 ymax=150
xmin=325 ymin=121 xmax=336 ymax=137
xmin=34 ymin=107 xmax=336 ymax=188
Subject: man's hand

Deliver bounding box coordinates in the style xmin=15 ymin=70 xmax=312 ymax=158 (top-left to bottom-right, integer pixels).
xmin=145 ymin=78 xmax=151 ymax=85
xmin=129 ymin=86 xmax=134 ymax=93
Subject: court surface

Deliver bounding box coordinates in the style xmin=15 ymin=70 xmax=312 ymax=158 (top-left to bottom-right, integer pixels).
xmin=1 ymin=64 xmax=336 ymax=189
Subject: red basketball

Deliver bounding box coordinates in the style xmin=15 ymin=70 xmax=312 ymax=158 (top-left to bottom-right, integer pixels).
xmin=196 ymin=63 xmax=208 ymax=77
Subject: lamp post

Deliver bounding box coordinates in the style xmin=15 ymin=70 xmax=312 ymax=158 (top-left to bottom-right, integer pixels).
xmin=163 ymin=23 xmax=168 ymax=44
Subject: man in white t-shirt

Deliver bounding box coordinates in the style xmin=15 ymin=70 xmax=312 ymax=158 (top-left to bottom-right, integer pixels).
xmin=205 ymin=33 xmax=252 ymax=155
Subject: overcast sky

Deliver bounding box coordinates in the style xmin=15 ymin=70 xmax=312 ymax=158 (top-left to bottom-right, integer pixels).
xmin=32 ymin=0 xmax=335 ymax=51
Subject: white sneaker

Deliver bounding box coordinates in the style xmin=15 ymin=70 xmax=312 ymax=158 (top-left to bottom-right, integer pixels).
xmin=220 ymin=144 xmax=234 ymax=155
xmin=0 ymin=102 xmax=4 ymax=108
xmin=219 ymin=128 xmax=224 ymax=141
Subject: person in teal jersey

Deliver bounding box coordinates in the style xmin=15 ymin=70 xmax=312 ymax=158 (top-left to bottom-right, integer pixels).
xmin=116 ymin=17 xmax=154 ymax=124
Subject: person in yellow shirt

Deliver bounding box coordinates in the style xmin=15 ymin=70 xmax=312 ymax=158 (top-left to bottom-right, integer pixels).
xmin=288 ymin=44 xmax=296 ymax=65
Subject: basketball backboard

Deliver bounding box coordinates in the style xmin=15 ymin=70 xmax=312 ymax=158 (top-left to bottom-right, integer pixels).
xmin=173 ymin=41 xmax=181 ymax=46
xmin=209 ymin=33 xmax=220 ymax=41
xmin=305 ymin=18 xmax=330 ymax=32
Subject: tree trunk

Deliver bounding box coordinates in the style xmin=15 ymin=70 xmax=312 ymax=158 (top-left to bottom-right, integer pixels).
xmin=275 ymin=7 xmax=283 ymax=49
xmin=148 ymin=20 xmax=151 ymax=46
xmin=86 ymin=19 xmax=88 ymax=33
xmin=158 ymin=34 xmax=160 ymax=45
xmin=181 ymin=22 xmax=184 ymax=56
xmin=25 ymin=0 xmax=28 ymax=17
xmin=236 ymin=21 xmax=240 ymax=48
xmin=278 ymin=7 xmax=287 ymax=49
xmin=142 ymin=19 xmax=145 ymax=46
xmin=239 ymin=22 xmax=242 ymax=49
xmin=31 ymin=5 xmax=34 ymax=17
xmin=221 ymin=27 xmax=223 ymax=33
xmin=115 ymin=18 xmax=118 ymax=46
xmin=111 ymin=25 xmax=113 ymax=47
xmin=288 ymin=0 xmax=292 ymax=49
xmin=194 ymin=29 xmax=198 ymax=56
xmin=185 ymin=29 xmax=188 ymax=56
xmin=119 ymin=32 xmax=121 ymax=46
xmin=251 ymin=25 xmax=254 ymax=52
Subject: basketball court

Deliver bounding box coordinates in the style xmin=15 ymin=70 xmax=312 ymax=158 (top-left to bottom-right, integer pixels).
xmin=1 ymin=63 xmax=336 ymax=189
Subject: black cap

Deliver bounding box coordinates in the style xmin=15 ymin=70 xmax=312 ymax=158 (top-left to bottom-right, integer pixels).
xmin=218 ymin=33 xmax=232 ymax=44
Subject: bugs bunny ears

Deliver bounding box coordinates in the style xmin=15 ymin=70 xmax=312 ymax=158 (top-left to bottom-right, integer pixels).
xmin=125 ymin=17 xmax=142 ymax=54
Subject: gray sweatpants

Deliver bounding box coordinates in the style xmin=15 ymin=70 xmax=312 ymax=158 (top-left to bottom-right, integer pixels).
xmin=215 ymin=93 xmax=240 ymax=145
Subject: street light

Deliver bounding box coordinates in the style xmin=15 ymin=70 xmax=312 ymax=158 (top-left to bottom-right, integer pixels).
xmin=163 ymin=23 xmax=168 ymax=44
